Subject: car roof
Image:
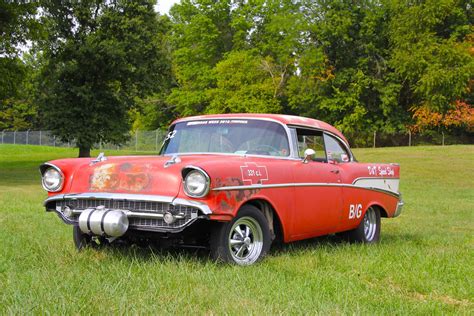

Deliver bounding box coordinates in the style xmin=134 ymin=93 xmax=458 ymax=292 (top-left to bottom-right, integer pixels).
xmin=172 ymin=113 xmax=348 ymax=144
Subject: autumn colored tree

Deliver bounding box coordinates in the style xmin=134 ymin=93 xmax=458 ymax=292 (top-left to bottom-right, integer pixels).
xmin=411 ymin=101 xmax=474 ymax=133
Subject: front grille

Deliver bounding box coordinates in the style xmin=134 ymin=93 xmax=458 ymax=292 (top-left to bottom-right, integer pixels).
xmin=58 ymin=199 xmax=171 ymax=213
xmin=55 ymin=199 xmax=200 ymax=231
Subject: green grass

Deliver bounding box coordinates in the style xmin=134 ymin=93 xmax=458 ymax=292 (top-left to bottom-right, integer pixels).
xmin=0 ymin=144 xmax=473 ymax=314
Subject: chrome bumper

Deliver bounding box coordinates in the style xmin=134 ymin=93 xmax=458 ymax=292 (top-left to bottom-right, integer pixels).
xmin=44 ymin=192 xmax=212 ymax=233
xmin=394 ymin=199 xmax=404 ymax=217
xmin=44 ymin=192 xmax=212 ymax=214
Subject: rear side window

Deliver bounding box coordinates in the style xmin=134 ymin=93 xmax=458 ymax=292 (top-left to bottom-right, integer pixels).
xmin=295 ymin=129 xmax=327 ymax=162
xmin=323 ymin=134 xmax=350 ymax=163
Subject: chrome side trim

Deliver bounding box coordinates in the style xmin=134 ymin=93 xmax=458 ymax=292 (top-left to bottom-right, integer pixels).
xmin=212 ymin=182 xmax=400 ymax=198
xmin=352 ymin=177 xmax=400 ymax=184
xmin=43 ymin=192 xmax=212 ymax=215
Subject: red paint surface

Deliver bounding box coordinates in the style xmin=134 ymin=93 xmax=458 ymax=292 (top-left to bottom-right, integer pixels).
xmin=44 ymin=114 xmax=401 ymax=243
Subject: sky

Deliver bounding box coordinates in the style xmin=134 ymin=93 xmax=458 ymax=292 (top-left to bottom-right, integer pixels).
xmin=155 ymin=0 xmax=181 ymax=15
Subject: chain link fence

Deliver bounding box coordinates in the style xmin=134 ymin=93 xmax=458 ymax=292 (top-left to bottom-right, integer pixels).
xmin=0 ymin=129 xmax=472 ymax=150
xmin=0 ymin=130 xmax=168 ymax=152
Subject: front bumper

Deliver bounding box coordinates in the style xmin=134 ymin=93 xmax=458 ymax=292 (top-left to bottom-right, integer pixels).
xmin=44 ymin=192 xmax=212 ymax=233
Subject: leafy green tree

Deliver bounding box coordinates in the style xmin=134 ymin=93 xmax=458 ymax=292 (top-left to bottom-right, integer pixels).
xmin=388 ymin=0 xmax=473 ymax=113
xmin=166 ymin=0 xmax=238 ymax=116
xmin=286 ymin=1 xmax=410 ymax=144
xmin=0 ymin=53 xmax=41 ymax=130
xmin=207 ymin=50 xmax=282 ymax=113
xmin=0 ymin=2 xmax=42 ymax=130
xmin=38 ymin=0 xmax=170 ymax=157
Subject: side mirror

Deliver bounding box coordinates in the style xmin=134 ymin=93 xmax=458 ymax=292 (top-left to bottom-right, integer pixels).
xmin=303 ymin=148 xmax=315 ymax=164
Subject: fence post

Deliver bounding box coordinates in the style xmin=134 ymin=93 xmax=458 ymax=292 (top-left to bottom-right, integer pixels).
xmin=53 ymin=135 xmax=56 ymax=147
xmin=373 ymin=131 xmax=376 ymax=148
xmin=13 ymin=131 xmax=16 ymax=144
xmin=442 ymin=131 xmax=445 ymax=146
xmin=155 ymin=129 xmax=158 ymax=152
xmin=39 ymin=130 xmax=42 ymax=146
xmin=408 ymin=130 xmax=411 ymax=147
xmin=26 ymin=130 xmax=29 ymax=145
xmin=135 ymin=130 xmax=138 ymax=151
xmin=1 ymin=130 xmax=3 ymax=144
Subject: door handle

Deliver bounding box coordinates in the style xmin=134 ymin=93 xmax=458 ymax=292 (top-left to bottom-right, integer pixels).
xmin=330 ymin=169 xmax=340 ymax=174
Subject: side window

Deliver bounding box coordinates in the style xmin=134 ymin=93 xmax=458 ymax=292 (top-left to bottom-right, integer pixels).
xmin=295 ymin=129 xmax=327 ymax=162
xmin=323 ymin=134 xmax=350 ymax=163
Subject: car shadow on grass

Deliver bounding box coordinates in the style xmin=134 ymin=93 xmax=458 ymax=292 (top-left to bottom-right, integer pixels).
xmin=96 ymin=231 xmax=419 ymax=264
xmin=100 ymin=234 xmax=348 ymax=264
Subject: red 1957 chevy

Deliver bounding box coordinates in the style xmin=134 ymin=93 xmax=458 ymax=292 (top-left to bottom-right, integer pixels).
xmin=40 ymin=114 xmax=403 ymax=265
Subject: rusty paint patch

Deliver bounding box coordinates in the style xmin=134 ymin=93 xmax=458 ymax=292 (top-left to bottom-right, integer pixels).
xmin=89 ymin=163 xmax=151 ymax=192
xmin=214 ymin=177 xmax=261 ymax=213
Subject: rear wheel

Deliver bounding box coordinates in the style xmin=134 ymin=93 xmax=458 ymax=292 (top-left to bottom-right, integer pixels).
xmin=210 ymin=205 xmax=271 ymax=265
xmin=341 ymin=206 xmax=381 ymax=243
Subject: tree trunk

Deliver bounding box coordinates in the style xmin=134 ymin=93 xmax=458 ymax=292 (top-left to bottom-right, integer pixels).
xmin=78 ymin=146 xmax=91 ymax=158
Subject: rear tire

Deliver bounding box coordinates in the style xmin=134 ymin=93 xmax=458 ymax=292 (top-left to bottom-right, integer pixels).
xmin=210 ymin=205 xmax=271 ymax=265
xmin=341 ymin=206 xmax=381 ymax=243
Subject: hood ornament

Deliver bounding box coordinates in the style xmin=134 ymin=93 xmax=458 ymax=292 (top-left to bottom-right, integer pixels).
xmin=164 ymin=155 xmax=181 ymax=168
xmin=90 ymin=152 xmax=107 ymax=165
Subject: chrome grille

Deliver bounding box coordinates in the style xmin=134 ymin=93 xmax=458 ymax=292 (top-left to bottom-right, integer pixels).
xmin=57 ymin=199 xmax=171 ymax=213
xmin=56 ymin=199 xmax=199 ymax=231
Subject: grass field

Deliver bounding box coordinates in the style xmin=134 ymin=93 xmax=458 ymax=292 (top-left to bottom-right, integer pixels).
xmin=0 ymin=144 xmax=473 ymax=314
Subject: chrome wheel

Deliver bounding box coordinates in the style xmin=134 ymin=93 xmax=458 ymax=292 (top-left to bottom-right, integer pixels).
xmin=228 ymin=216 xmax=263 ymax=265
xmin=363 ymin=207 xmax=377 ymax=241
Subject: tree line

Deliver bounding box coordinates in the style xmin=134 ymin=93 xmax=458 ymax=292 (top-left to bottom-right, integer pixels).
xmin=1 ymin=0 xmax=472 ymax=156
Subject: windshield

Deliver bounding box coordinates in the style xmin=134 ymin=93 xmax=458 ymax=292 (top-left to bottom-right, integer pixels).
xmin=161 ymin=119 xmax=290 ymax=157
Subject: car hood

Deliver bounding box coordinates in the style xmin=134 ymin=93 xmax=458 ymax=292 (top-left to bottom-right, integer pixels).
xmin=55 ymin=156 xmax=184 ymax=197
xmin=50 ymin=153 xmax=275 ymax=198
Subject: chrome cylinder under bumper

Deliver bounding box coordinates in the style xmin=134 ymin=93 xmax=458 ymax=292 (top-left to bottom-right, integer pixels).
xmin=78 ymin=207 xmax=129 ymax=237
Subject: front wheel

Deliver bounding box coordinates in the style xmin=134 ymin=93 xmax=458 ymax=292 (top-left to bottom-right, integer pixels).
xmin=342 ymin=206 xmax=381 ymax=243
xmin=73 ymin=226 xmax=107 ymax=250
xmin=210 ymin=205 xmax=271 ymax=265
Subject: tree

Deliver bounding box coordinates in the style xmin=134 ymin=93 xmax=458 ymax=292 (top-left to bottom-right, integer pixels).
xmin=38 ymin=0 xmax=170 ymax=157
xmin=207 ymin=50 xmax=282 ymax=113
xmin=0 ymin=2 xmax=42 ymax=130
xmin=411 ymin=100 xmax=474 ymax=133
xmin=0 ymin=53 xmax=41 ymax=130
xmin=388 ymin=0 xmax=473 ymax=113
xmin=166 ymin=0 xmax=234 ymax=116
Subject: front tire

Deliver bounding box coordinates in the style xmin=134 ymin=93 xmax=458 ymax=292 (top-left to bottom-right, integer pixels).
xmin=210 ymin=205 xmax=271 ymax=265
xmin=73 ymin=226 xmax=107 ymax=250
xmin=342 ymin=206 xmax=381 ymax=243
xmin=73 ymin=225 xmax=92 ymax=250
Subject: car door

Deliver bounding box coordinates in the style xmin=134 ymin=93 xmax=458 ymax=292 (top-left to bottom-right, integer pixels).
xmin=290 ymin=128 xmax=343 ymax=238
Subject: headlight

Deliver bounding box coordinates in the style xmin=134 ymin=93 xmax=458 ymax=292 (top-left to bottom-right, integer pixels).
xmin=183 ymin=168 xmax=209 ymax=198
xmin=42 ymin=167 xmax=64 ymax=192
